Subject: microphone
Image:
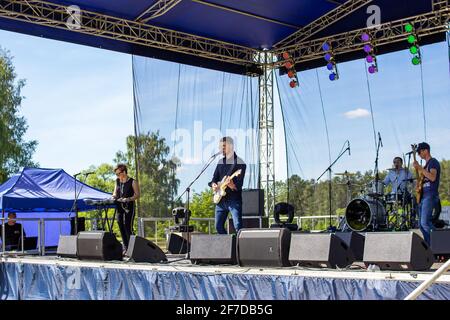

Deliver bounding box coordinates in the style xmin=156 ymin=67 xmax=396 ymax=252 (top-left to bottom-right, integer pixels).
xmin=211 ymin=151 xmax=222 ymax=158
xmin=348 ymin=141 xmax=351 ymax=156
xmin=405 ymin=151 xmax=414 ymax=155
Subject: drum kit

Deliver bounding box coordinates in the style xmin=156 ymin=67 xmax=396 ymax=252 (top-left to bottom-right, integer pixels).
xmin=337 ymin=170 xmax=417 ymax=232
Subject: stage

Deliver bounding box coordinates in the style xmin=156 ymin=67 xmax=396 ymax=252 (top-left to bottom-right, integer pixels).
xmin=1 ymin=255 xmax=449 ymax=300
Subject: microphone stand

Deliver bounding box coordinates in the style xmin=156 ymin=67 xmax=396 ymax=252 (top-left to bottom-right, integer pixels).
xmin=317 ymin=144 xmax=350 ymax=232
xmin=374 ymin=133 xmax=383 ymax=229
xmin=72 ymin=172 xmax=93 ymax=235
xmin=175 ymin=153 xmax=221 ymax=259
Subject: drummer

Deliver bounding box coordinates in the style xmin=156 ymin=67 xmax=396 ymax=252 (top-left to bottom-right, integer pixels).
xmin=383 ymin=157 xmax=413 ymax=196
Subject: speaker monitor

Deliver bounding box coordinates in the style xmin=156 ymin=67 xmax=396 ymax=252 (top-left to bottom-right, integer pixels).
xmin=228 ymin=216 xmax=269 ymax=234
xmin=289 ymin=233 xmax=354 ymax=268
xmin=126 ymin=235 xmax=167 ymax=263
xmin=77 ymin=231 xmax=123 ymax=261
xmin=167 ymin=232 xmax=189 ymax=254
xmin=57 ymin=235 xmax=78 ymax=258
xmin=242 ymin=189 xmax=264 ymax=216
xmin=431 ymin=229 xmax=450 ymax=256
xmin=237 ymin=228 xmax=291 ymax=267
xmin=190 ymin=234 xmax=237 ymax=265
xmin=363 ymin=232 xmax=434 ymax=271
xmin=334 ymin=232 xmax=365 ymax=261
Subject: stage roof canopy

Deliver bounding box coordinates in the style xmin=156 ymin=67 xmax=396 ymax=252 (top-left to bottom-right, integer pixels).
xmin=0 ymin=0 xmax=448 ymax=74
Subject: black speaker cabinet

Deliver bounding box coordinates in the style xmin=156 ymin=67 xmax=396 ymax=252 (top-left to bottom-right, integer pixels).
xmin=77 ymin=231 xmax=123 ymax=261
xmin=228 ymin=216 xmax=269 ymax=234
xmin=70 ymin=217 xmax=85 ymax=235
xmin=431 ymin=229 xmax=450 ymax=256
xmin=190 ymin=234 xmax=237 ymax=265
xmin=289 ymin=233 xmax=354 ymax=268
xmin=167 ymin=232 xmax=189 ymax=254
xmin=363 ymin=232 xmax=434 ymax=271
xmin=242 ymin=189 xmax=264 ymax=216
xmin=57 ymin=235 xmax=78 ymax=258
xmin=126 ymin=235 xmax=167 ymax=263
xmin=334 ymin=232 xmax=366 ymax=261
xmin=237 ymin=228 xmax=291 ymax=267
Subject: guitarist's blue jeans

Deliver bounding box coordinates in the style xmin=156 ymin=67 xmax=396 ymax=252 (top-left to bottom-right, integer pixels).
xmin=215 ymin=199 xmax=242 ymax=234
xmin=419 ymin=194 xmax=439 ymax=245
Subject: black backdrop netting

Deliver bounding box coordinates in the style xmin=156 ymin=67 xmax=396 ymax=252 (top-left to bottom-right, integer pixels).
xmin=132 ymin=56 xmax=259 ymax=216
xmin=276 ymin=41 xmax=450 ymax=217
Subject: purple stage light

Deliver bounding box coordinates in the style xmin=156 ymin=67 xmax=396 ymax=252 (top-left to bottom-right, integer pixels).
xmin=366 ymin=55 xmax=374 ymax=63
xmin=363 ymin=44 xmax=372 ymax=53
xmin=324 ymin=53 xmax=332 ymax=61
xmin=361 ymin=33 xmax=370 ymax=42
xmin=368 ymin=65 xmax=377 ymax=74
xmin=329 ymin=73 xmax=337 ymax=81
xmin=322 ymin=42 xmax=331 ymax=51
xmin=327 ymin=62 xmax=334 ymax=70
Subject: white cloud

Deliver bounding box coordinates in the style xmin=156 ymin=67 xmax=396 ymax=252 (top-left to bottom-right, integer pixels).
xmin=344 ymin=108 xmax=371 ymax=119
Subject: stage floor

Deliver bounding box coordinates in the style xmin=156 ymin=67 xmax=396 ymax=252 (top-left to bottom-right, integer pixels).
xmin=1 ymin=254 xmax=449 ymax=300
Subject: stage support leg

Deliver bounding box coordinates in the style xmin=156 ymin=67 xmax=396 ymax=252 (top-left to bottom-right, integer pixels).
xmin=258 ymin=51 xmax=275 ymax=218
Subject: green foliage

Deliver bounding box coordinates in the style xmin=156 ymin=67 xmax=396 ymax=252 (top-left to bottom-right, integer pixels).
xmin=0 ymin=49 xmax=37 ymax=182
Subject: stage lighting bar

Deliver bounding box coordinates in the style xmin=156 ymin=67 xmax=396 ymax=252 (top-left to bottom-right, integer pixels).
xmin=361 ymin=32 xmax=378 ymax=74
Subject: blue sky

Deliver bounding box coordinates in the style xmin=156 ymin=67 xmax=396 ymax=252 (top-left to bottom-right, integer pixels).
xmin=1 ymin=29 xmax=449 ymax=196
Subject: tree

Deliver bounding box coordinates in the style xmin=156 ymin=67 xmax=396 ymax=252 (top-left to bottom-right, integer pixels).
xmin=115 ymin=131 xmax=180 ymax=218
xmin=0 ymin=49 xmax=37 ymax=182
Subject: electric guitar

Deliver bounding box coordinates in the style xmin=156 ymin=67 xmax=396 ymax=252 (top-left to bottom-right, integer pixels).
xmin=213 ymin=169 xmax=242 ymax=204
xmin=411 ymin=144 xmax=424 ymax=204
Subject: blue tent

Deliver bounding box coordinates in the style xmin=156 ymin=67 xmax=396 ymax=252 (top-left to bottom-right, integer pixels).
xmin=0 ymin=168 xmax=113 ymax=247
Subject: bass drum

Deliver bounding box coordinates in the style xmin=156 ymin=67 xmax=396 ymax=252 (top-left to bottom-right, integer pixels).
xmin=345 ymin=198 xmax=387 ymax=231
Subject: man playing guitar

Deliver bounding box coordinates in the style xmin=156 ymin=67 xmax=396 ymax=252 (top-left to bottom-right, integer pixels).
xmin=413 ymin=142 xmax=441 ymax=245
xmin=209 ymin=137 xmax=246 ymax=234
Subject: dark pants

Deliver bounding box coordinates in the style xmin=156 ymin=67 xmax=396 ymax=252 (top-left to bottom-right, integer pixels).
xmin=116 ymin=208 xmax=135 ymax=249
xmin=215 ymin=199 xmax=242 ymax=234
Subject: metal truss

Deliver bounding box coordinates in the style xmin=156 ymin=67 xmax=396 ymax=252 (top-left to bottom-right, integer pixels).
xmin=258 ymin=52 xmax=276 ymax=218
xmin=274 ymin=7 xmax=450 ymax=67
xmin=275 ymin=0 xmax=374 ymax=48
xmin=135 ymin=0 xmax=181 ymax=23
xmin=0 ymin=0 xmax=259 ymax=67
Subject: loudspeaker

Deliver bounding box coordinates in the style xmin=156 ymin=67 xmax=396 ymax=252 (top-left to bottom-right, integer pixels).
xmin=190 ymin=234 xmax=237 ymax=265
xmin=237 ymin=228 xmax=291 ymax=267
xmin=57 ymin=235 xmax=78 ymax=258
xmin=363 ymin=232 xmax=434 ymax=271
xmin=289 ymin=233 xmax=354 ymax=268
xmin=242 ymin=189 xmax=264 ymax=216
xmin=167 ymin=232 xmax=189 ymax=254
xmin=126 ymin=236 xmax=167 ymax=263
xmin=334 ymin=232 xmax=365 ymax=261
xmin=431 ymin=229 xmax=450 ymax=256
xmin=228 ymin=216 xmax=269 ymax=234
xmin=70 ymin=217 xmax=85 ymax=235
xmin=77 ymin=231 xmax=123 ymax=261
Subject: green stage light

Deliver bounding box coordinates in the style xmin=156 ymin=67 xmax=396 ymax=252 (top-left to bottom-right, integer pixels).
xmin=410 ymin=45 xmax=418 ymax=54
xmin=405 ymin=23 xmax=414 ymax=33
xmin=412 ymin=56 xmax=421 ymax=65
xmin=407 ymin=35 xmax=416 ymax=44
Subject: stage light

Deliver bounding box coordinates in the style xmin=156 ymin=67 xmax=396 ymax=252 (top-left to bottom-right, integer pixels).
xmin=366 ymin=55 xmax=374 ymax=63
xmin=287 ymin=70 xmax=295 ymax=78
xmin=412 ymin=56 xmax=421 ymax=65
xmin=409 ymin=45 xmax=418 ymax=54
xmin=322 ymin=42 xmax=331 ymax=51
xmin=329 ymin=73 xmax=337 ymax=81
xmin=282 ymin=52 xmax=290 ymax=60
xmin=405 ymin=23 xmax=414 ymax=33
xmin=361 ymin=33 xmax=370 ymax=42
xmin=289 ymin=80 xmax=298 ymax=88
xmin=324 ymin=53 xmax=332 ymax=62
xmin=368 ymin=65 xmax=377 ymax=74
xmin=326 ymin=62 xmax=334 ymax=71
xmin=407 ymin=35 xmax=416 ymax=44
xmin=363 ymin=44 xmax=372 ymax=53
xmin=284 ymin=61 xmax=293 ymax=69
